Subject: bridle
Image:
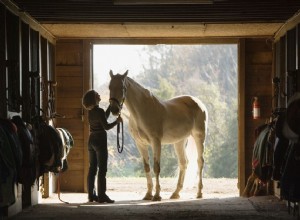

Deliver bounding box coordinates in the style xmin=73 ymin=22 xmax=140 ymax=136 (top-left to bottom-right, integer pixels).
xmin=109 ymin=78 xmax=127 ymax=110
xmin=109 ymin=86 xmax=126 ymax=153
xmin=109 ymin=97 xmax=125 ymax=111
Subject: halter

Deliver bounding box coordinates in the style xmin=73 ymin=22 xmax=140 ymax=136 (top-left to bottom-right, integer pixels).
xmin=109 ymin=86 xmax=126 ymax=153
xmin=109 ymin=97 xmax=125 ymax=111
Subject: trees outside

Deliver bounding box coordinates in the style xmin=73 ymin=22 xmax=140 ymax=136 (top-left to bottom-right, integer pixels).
xmin=94 ymin=44 xmax=238 ymax=178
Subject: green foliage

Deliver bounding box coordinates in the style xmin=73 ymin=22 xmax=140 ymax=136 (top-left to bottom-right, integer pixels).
xmin=204 ymin=104 xmax=238 ymax=178
xmin=153 ymin=76 xmax=176 ymax=99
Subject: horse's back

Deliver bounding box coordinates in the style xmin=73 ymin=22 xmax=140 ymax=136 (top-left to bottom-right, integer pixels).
xmin=164 ymin=95 xmax=207 ymax=116
xmin=159 ymin=95 xmax=207 ymax=142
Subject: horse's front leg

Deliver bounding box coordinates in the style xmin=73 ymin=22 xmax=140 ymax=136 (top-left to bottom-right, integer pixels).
xmin=136 ymin=143 xmax=153 ymax=200
xmin=151 ymin=139 xmax=162 ymax=201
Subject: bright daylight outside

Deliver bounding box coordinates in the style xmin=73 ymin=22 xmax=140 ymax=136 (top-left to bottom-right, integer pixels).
xmin=93 ymin=44 xmax=239 ymax=199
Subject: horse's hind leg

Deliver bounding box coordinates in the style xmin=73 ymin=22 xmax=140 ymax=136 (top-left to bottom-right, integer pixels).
xmin=192 ymin=132 xmax=205 ymax=198
xmin=170 ymin=139 xmax=188 ymax=199
xmin=136 ymin=143 xmax=153 ymax=200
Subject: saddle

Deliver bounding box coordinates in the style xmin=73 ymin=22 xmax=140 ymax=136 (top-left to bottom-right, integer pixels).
xmin=242 ymin=118 xmax=276 ymax=197
xmin=0 ymin=120 xmax=18 ymax=207
xmin=56 ymin=127 xmax=74 ymax=172
xmin=252 ymin=123 xmax=274 ymax=184
xmin=32 ymin=117 xmax=63 ymax=176
xmin=278 ymin=93 xmax=300 ymax=203
xmin=11 ymin=116 xmax=37 ymax=187
xmin=0 ymin=118 xmax=22 ymax=181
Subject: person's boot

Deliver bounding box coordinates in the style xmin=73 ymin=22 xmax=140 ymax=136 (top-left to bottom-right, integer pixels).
xmin=98 ymin=194 xmax=115 ymax=203
xmin=97 ymin=177 xmax=115 ymax=203
xmin=87 ymin=174 xmax=97 ymax=202
xmin=88 ymin=189 xmax=98 ymax=202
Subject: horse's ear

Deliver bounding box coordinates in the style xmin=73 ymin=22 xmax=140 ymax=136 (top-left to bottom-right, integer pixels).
xmin=124 ymin=70 xmax=128 ymax=78
xmin=109 ymin=70 xmax=114 ymax=78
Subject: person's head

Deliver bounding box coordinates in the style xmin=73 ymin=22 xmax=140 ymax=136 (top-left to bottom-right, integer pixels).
xmin=82 ymin=90 xmax=101 ymax=110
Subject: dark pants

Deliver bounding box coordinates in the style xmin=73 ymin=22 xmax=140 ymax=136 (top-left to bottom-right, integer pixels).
xmin=87 ymin=132 xmax=108 ymax=199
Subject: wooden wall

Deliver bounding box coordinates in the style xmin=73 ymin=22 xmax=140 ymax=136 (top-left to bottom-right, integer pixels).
xmin=243 ymin=39 xmax=273 ymax=188
xmin=55 ymin=40 xmax=88 ymax=192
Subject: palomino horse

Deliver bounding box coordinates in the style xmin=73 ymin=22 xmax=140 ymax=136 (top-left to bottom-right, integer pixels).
xmin=109 ymin=70 xmax=208 ymax=201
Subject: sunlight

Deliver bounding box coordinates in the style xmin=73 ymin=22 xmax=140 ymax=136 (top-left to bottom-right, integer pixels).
xmin=40 ymin=178 xmax=239 ymax=207
xmin=93 ymin=45 xmax=146 ymax=85
xmin=184 ymin=137 xmax=199 ymax=188
xmin=93 ymin=44 xmax=238 ymax=195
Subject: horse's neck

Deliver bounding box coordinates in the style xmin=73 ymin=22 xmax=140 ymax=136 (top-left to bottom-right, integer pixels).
xmin=124 ymin=77 xmax=160 ymax=116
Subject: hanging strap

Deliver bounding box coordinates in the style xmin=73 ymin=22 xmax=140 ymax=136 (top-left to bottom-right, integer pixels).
xmin=57 ymin=172 xmax=69 ymax=204
xmin=117 ymin=120 xmax=124 ymax=153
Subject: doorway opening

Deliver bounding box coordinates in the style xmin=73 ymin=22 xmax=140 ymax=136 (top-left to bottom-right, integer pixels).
xmin=92 ymin=44 xmax=238 ymax=198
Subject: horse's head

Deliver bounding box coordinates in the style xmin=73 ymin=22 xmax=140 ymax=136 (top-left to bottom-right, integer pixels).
xmin=109 ymin=70 xmax=128 ymax=116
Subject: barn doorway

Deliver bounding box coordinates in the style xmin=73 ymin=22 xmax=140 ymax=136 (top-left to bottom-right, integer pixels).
xmin=92 ymin=44 xmax=239 ymax=198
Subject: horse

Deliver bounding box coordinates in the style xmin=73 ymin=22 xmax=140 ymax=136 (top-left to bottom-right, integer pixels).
xmin=108 ymin=70 xmax=208 ymax=201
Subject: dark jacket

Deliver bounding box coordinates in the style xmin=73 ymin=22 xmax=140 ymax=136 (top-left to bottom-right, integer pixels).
xmin=88 ymin=105 xmax=117 ymax=133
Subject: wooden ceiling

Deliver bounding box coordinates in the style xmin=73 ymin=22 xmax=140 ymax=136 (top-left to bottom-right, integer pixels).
xmin=10 ymin=0 xmax=300 ymax=23
xmin=7 ymin=0 xmax=300 ymax=39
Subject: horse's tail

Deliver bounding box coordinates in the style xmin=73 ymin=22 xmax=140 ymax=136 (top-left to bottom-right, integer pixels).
xmin=191 ymin=96 xmax=208 ymax=138
xmin=200 ymin=101 xmax=208 ymax=136
xmin=183 ymin=96 xmax=208 ymax=188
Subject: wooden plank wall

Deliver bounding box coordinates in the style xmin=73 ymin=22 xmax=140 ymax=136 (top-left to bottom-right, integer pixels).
xmin=55 ymin=40 xmax=86 ymax=192
xmin=243 ymin=38 xmax=273 ymax=185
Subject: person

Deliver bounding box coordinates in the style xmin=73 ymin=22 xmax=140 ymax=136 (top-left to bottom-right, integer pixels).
xmin=82 ymin=89 xmax=122 ymax=203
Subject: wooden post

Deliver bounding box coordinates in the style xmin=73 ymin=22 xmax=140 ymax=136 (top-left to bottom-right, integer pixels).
xmin=83 ymin=40 xmax=92 ymax=193
xmin=238 ymin=38 xmax=246 ymax=195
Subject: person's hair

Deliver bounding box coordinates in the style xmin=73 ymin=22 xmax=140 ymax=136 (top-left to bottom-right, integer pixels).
xmin=82 ymin=90 xmax=97 ymax=110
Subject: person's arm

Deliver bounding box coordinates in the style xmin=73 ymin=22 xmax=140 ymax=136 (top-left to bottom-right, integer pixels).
xmin=105 ymin=105 xmax=111 ymax=119
xmin=99 ymin=109 xmax=118 ymax=130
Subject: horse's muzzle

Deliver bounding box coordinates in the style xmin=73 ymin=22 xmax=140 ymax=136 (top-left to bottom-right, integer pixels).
xmin=109 ymin=98 xmax=121 ymax=116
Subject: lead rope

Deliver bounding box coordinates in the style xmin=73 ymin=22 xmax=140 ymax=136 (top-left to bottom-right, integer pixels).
xmin=117 ymin=119 xmax=124 ymax=153
xmin=109 ymin=97 xmax=125 ymax=154
xmin=57 ymin=171 xmax=69 ymax=204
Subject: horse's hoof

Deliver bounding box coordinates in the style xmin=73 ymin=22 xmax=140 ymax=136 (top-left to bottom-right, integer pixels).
xmin=152 ymin=195 xmax=162 ymax=201
xmin=143 ymin=193 xmax=153 ymax=200
xmin=170 ymin=193 xmax=180 ymax=199
xmin=196 ymin=193 xmax=202 ymax=198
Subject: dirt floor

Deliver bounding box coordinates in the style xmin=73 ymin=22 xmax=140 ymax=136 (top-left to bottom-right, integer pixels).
xmin=9 ymin=178 xmax=298 ymax=220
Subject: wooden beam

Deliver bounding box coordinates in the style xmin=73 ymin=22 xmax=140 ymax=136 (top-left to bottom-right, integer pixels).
xmin=0 ymin=0 xmax=55 ymax=44
xmin=274 ymin=10 xmax=300 ymax=42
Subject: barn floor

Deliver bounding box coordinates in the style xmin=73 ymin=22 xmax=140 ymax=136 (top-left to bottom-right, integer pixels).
xmin=9 ymin=178 xmax=298 ymax=220
xmin=9 ymin=194 xmax=296 ymax=220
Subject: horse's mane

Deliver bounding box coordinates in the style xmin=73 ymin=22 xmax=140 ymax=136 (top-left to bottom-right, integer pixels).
xmin=125 ymin=77 xmax=203 ymax=106
xmin=126 ymin=77 xmax=155 ymax=99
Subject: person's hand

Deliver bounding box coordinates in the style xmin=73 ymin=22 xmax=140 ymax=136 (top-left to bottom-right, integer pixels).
xmin=116 ymin=115 xmax=123 ymax=123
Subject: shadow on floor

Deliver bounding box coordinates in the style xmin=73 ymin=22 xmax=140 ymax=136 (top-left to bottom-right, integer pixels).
xmin=9 ymin=194 xmax=296 ymax=220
